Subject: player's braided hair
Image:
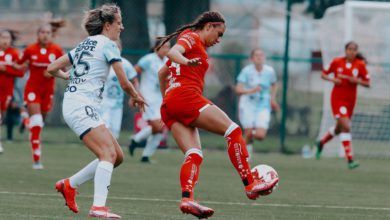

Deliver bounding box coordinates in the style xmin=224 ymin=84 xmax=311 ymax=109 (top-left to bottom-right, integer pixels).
xmin=83 ymin=3 xmax=121 ymax=36
xmin=156 ymin=11 xmax=225 ymax=51
xmin=0 ymin=29 xmax=18 ymax=46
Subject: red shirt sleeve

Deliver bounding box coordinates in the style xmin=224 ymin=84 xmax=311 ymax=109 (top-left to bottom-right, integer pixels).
xmin=323 ymin=58 xmax=338 ymax=75
xmin=5 ymin=48 xmax=24 ymax=77
xmin=358 ymin=61 xmax=370 ymax=82
xmin=177 ymin=32 xmax=198 ymax=52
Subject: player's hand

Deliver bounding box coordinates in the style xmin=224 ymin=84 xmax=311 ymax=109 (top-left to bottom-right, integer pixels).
xmin=271 ymin=99 xmax=280 ymax=112
xmin=130 ymin=94 xmax=147 ymax=112
xmin=186 ymin=58 xmax=202 ymax=66
xmin=250 ymin=86 xmax=261 ymax=93
xmin=0 ymin=64 xmax=5 ymax=71
xmin=43 ymin=70 xmax=53 ymax=78
xmin=333 ymin=78 xmax=342 ymax=85
xmin=347 ymin=76 xmax=360 ymax=84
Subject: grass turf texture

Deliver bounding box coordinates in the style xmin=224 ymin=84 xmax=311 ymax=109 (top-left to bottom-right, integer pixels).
xmin=0 ymin=127 xmax=389 ymax=219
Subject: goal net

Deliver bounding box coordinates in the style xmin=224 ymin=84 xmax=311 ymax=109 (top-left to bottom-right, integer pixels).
xmin=319 ymin=1 xmax=390 ymax=158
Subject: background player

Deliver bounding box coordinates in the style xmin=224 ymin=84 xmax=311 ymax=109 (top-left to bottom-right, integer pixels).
xmin=99 ymin=40 xmax=139 ymax=139
xmin=128 ymin=40 xmax=170 ymax=163
xmin=157 ymin=11 xmax=279 ymax=219
xmin=317 ymin=41 xmax=370 ymax=169
xmin=48 ymin=4 xmax=145 ymax=218
xmin=17 ymin=24 xmax=64 ymax=169
xmin=235 ymin=48 xmax=279 ymax=160
xmin=0 ymin=29 xmax=23 ymax=153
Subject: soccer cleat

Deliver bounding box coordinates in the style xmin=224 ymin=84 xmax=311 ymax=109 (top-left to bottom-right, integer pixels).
xmin=348 ymin=161 xmax=360 ymax=169
xmin=140 ymin=156 xmax=151 ymax=163
xmin=315 ymin=141 xmax=322 ymax=160
xmin=89 ymin=206 xmax=121 ymax=219
xmin=55 ymin=179 xmax=79 ymax=213
xmin=180 ymin=198 xmax=214 ymax=219
xmin=128 ymin=139 xmax=138 ymax=156
xmin=245 ymin=176 xmax=279 ymax=200
xmin=32 ymin=161 xmax=44 ymax=170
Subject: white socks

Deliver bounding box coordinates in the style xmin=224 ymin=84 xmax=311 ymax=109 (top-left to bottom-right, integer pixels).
xmin=93 ymin=161 xmax=114 ymax=207
xmin=132 ymin=126 xmax=152 ymax=143
xmin=142 ymin=133 xmax=164 ymax=157
xmin=69 ymin=159 xmax=99 ymax=188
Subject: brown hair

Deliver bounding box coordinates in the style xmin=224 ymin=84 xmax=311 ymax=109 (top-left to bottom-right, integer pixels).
xmin=83 ymin=4 xmax=121 ymax=36
xmin=0 ymin=29 xmax=18 ymax=46
xmin=156 ymin=11 xmax=225 ymax=50
xmin=345 ymin=41 xmax=358 ymax=50
xmin=250 ymin=48 xmax=263 ymax=58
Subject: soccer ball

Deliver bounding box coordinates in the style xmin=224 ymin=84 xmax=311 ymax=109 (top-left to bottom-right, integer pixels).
xmin=251 ymin=164 xmax=279 ymax=195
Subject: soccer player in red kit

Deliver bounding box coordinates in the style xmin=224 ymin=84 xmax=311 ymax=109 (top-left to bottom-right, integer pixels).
xmin=157 ymin=11 xmax=279 ymax=219
xmin=18 ymin=24 xmax=64 ymax=169
xmin=317 ymin=41 xmax=370 ymax=169
xmin=0 ymin=29 xmax=23 ymax=153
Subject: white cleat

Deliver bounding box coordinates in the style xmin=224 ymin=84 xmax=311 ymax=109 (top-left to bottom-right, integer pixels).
xmin=32 ymin=161 xmax=44 ymax=170
xmin=89 ymin=206 xmax=121 ymax=219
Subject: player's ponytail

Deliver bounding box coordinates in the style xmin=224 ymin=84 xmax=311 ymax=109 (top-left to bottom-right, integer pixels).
xmin=156 ymin=11 xmax=225 ymax=51
xmin=83 ymin=3 xmax=121 ymax=36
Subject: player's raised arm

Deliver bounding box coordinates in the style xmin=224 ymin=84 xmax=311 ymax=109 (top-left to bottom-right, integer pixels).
xmin=47 ymin=54 xmax=70 ymax=80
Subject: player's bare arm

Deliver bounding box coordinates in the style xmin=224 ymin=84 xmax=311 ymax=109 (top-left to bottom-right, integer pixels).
xmin=158 ymin=64 xmax=170 ymax=96
xmin=112 ymin=61 xmax=146 ymax=112
xmin=47 ymin=54 xmax=70 ymax=80
xmin=321 ymin=72 xmax=341 ymax=85
xmin=167 ymin=44 xmax=201 ymax=66
xmin=235 ymin=83 xmax=261 ymax=95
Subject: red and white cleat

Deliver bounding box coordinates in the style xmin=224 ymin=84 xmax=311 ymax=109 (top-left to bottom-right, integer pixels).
xmin=245 ymin=175 xmax=279 ymax=200
xmin=180 ymin=198 xmax=214 ymax=219
xmin=55 ymin=178 xmax=79 ymax=213
xmin=89 ymin=206 xmax=121 ymax=219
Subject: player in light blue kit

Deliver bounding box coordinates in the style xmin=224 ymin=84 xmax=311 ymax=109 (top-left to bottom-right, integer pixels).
xmin=99 ymin=40 xmax=139 ymax=139
xmin=47 ymin=4 xmax=145 ymax=218
xmin=235 ymin=48 xmax=279 ymax=160
xmin=128 ymin=40 xmax=170 ymax=163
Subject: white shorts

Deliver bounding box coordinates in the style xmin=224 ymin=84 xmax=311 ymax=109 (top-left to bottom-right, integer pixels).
xmin=239 ymin=107 xmax=271 ymax=129
xmin=142 ymin=100 xmax=161 ymax=121
xmin=63 ymin=97 xmax=105 ymax=139
xmin=100 ymin=107 xmax=123 ymax=139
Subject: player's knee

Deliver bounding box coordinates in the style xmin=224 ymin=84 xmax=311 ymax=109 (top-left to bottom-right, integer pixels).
xmin=224 ymin=123 xmax=241 ymax=137
xmin=254 ymin=133 xmax=266 ymax=141
xmin=114 ymin=152 xmax=124 ymax=167
xmin=151 ymin=125 xmax=164 ymax=134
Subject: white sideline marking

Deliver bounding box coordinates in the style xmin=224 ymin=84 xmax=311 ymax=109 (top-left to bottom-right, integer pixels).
xmin=1 ymin=191 xmax=390 ymax=212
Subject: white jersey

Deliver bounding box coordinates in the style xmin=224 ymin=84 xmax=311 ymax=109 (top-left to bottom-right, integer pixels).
xmin=101 ymin=57 xmax=137 ymax=109
xmin=237 ymin=64 xmax=277 ymax=111
xmin=137 ymin=53 xmax=165 ymax=104
xmin=65 ymin=35 xmax=121 ymax=103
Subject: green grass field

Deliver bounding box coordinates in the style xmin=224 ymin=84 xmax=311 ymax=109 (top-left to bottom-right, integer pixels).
xmin=0 ymin=127 xmax=390 ymax=220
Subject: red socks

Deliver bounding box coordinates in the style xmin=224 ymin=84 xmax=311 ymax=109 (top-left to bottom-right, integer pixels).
xmin=225 ymin=124 xmax=254 ymax=186
xmin=30 ymin=126 xmax=41 ymax=162
xmin=340 ymin=133 xmax=353 ymax=161
xmin=180 ymin=149 xmax=203 ymax=199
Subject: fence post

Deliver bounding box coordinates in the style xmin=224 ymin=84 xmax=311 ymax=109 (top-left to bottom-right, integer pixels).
xmin=280 ymin=0 xmax=292 ymax=154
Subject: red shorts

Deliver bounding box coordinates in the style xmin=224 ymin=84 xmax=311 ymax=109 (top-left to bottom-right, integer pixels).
xmin=0 ymin=94 xmax=12 ymax=111
xmin=331 ymin=98 xmax=356 ymax=119
xmin=24 ymin=83 xmax=55 ymax=113
xmin=161 ymin=94 xmax=212 ymax=129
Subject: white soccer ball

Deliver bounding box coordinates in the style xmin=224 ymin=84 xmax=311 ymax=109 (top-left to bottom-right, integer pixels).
xmin=251 ymin=164 xmax=279 ymax=194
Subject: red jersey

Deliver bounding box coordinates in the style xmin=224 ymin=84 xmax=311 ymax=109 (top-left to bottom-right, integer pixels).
xmin=0 ymin=47 xmax=23 ymax=95
xmin=323 ymin=57 xmax=369 ymax=101
xmin=164 ymin=29 xmax=209 ymax=102
xmin=19 ymin=42 xmax=64 ymax=88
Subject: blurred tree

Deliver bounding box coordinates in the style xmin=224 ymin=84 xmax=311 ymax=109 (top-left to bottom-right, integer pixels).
xmin=164 ymin=0 xmax=210 ymax=34
xmin=306 ymin=0 xmax=345 ymax=19
xmin=98 ymin=0 xmax=150 ymax=50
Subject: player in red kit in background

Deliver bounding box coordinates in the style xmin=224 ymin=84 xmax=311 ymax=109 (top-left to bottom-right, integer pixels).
xmin=17 ymin=24 xmax=64 ymax=169
xmin=157 ymin=11 xmax=279 ymax=219
xmin=316 ymin=41 xmax=370 ymax=169
xmin=0 ymin=29 xmax=24 ymax=153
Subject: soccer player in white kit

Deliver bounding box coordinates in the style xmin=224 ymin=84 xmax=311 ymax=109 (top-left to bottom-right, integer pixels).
xmin=99 ymin=40 xmax=139 ymax=139
xmin=47 ymin=4 xmax=145 ymax=218
xmin=128 ymin=40 xmax=170 ymax=163
xmin=235 ymin=49 xmax=279 ymax=160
